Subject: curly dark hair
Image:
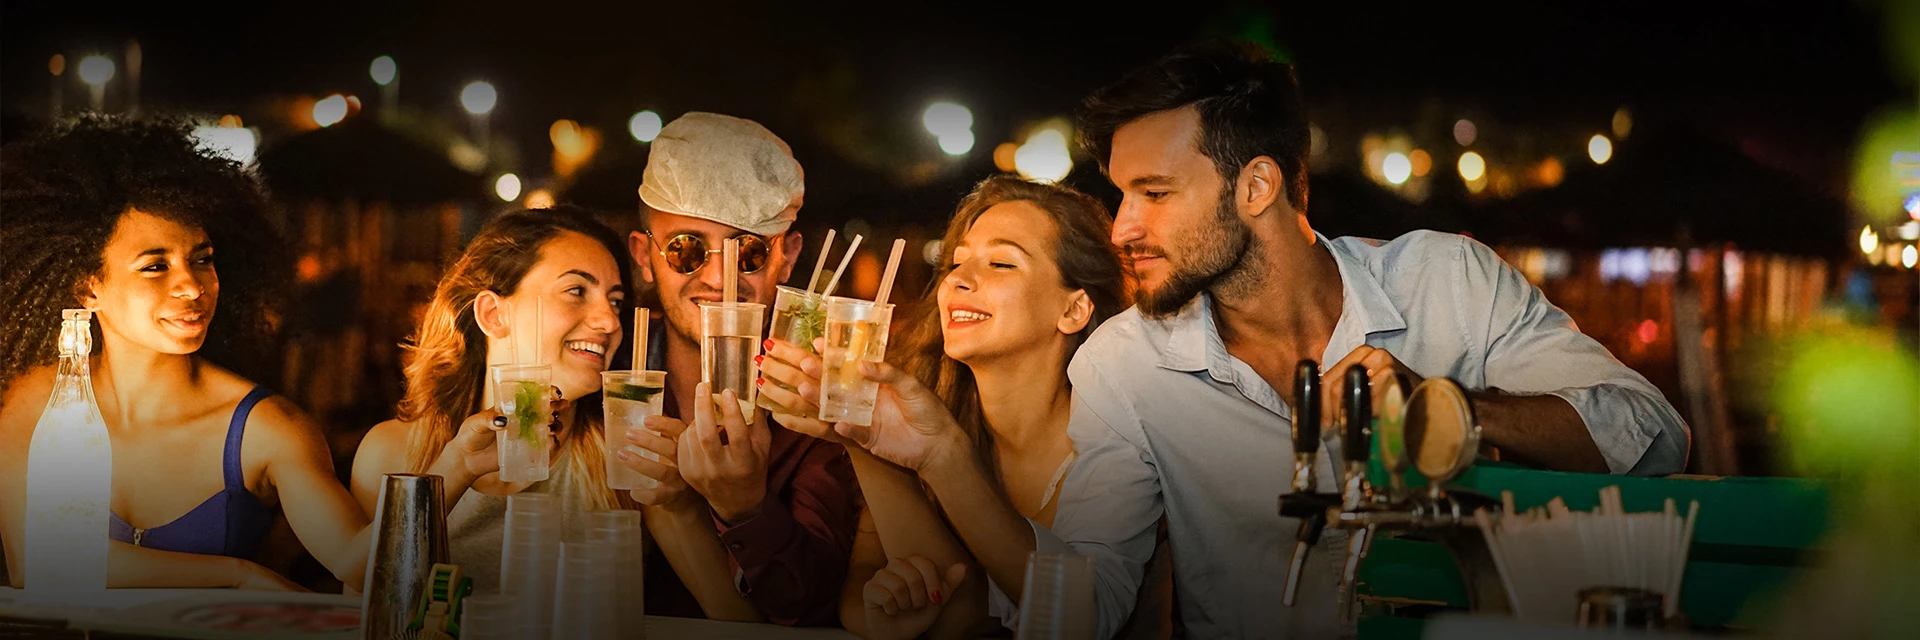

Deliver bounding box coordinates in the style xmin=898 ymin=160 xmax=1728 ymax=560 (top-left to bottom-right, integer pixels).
xmin=0 ymin=115 xmax=290 ymax=394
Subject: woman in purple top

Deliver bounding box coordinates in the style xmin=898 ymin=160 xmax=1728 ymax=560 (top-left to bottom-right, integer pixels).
xmin=0 ymin=117 xmax=375 ymax=590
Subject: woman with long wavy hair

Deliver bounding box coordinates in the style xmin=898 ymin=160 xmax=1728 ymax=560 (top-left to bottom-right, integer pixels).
xmin=349 ymin=206 xmax=648 ymax=593
xmin=760 ymin=176 xmax=1173 ymax=639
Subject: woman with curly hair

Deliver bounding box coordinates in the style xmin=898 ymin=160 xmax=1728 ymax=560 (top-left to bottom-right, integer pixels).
xmin=0 ymin=116 xmax=373 ymax=590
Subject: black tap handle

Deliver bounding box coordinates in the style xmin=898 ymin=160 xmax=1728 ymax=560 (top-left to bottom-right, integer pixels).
xmin=1292 ymin=360 xmax=1321 ymax=452
xmin=1344 ymin=364 xmax=1371 ymax=464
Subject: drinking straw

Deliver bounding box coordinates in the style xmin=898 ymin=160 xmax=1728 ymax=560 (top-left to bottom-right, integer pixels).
xmin=1476 ymin=508 xmax=1523 ymax=618
xmin=723 ymin=238 xmax=739 ymax=305
xmin=534 ymin=296 xmax=543 ymax=365
xmin=874 ymin=239 xmax=907 ymax=306
xmin=633 ymin=308 xmax=647 ymax=371
xmin=509 ymin=300 xmax=523 ymax=365
xmin=806 ymin=229 xmax=837 ymax=294
xmin=822 ymin=234 xmax=864 ymax=297
xmin=1667 ymin=500 xmax=1699 ymax=617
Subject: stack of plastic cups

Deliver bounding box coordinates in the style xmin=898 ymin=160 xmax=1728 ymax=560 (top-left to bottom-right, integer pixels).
xmin=551 ymin=538 xmax=621 ymax=638
xmin=586 ymin=510 xmax=646 ymax=639
xmin=1015 ymin=552 xmax=1096 ymax=640
xmin=500 ymin=493 xmax=561 ymax=639
xmin=459 ymin=594 xmax=519 ymax=640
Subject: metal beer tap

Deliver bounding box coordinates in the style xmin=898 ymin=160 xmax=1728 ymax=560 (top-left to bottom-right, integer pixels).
xmin=1283 ymin=370 xmax=1516 ymax=622
xmin=1278 ymin=360 xmax=1337 ymax=606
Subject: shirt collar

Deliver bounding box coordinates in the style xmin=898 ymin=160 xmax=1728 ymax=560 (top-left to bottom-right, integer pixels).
xmin=1152 ymin=233 xmax=1408 ymax=373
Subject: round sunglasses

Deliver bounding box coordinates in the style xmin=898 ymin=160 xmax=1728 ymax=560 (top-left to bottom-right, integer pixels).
xmin=647 ymin=231 xmax=773 ymax=275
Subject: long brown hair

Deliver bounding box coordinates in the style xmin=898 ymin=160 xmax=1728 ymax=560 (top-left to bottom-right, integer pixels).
xmin=895 ymin=176 xmax=1129 ymax=477
xmin=397 ymin=207 xmax=637 ymax=509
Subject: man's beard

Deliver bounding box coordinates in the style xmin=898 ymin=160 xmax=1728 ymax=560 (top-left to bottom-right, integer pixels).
xmin=1134 ymin=189 xmax=1253 ymax=318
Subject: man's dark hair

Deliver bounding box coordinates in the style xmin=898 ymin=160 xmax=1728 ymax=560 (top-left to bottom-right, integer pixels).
xmin=1079 ymin=40 xmax=1311 ymax=212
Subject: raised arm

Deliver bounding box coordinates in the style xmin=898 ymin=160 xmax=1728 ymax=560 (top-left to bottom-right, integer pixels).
xmin=1466 ymin=238 xmax=1690 ymax=474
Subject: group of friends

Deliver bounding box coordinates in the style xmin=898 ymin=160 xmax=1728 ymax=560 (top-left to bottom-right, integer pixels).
xmin=0 ymin=42 xmax=1689 ymax=639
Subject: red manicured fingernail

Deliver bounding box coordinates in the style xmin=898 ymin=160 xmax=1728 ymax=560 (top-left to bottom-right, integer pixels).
xmin=753 ymin=354 xmax=764 ymax=366
xmin=763 ymin=339 xmax=774 ymax=350
xmin=755 ymin=377 xmax=765 ymax=386
xmin=931 ymin=591 xmax=942 ymax=604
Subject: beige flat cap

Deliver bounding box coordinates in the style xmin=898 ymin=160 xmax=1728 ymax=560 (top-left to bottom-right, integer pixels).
xmin=638 ymin=112 xmax=805 ymax=236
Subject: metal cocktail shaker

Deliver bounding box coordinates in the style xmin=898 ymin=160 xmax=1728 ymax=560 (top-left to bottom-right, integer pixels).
xmin=361 ymin=473 xmax=449 ymax=640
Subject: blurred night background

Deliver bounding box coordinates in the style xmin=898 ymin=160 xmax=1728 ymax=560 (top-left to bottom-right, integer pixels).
xmin=5 ymin=0 xmax=1917 ymax=480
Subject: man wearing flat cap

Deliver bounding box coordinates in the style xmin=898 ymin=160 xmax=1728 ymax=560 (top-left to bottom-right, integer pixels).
xmin=621 ymin=112 xmax=858 ymax=626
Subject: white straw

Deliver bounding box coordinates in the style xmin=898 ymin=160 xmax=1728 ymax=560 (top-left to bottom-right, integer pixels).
xmin=534 ymin=296 xmax=543 ymax=365
xmin=1667 ymin=500 xmax=1699 ymax=617
xmin=874 ymin=239 xmax=906 ymax=307
xmin=1477 ymin=508 xmax=1524 ymax=618
xmin=806 ymin=229 xmax=837 ymax=294
xmin=821 ymin=234 xmax=864 ymax=297
xmin=633 ymin=308 xmax=647 ymax=371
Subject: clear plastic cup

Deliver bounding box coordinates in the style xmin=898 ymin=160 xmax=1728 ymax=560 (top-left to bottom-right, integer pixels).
xmin=1015 ymin=552 xmax=1095 ymax=640
xmin=758 ymin=286 xmax=826 ymax=415
xmin=459 ymin=594 xmax=520 ymax=640
xmin=819 ymin=297 xmax=893 ymax=426
xmin=601 ymin=370 xmax=668 ymax=491
xmin=586 ymin=510 xmax=647 ymax=640
xmin=551 ymin=539 xmax=621 ymax=638
xmin=699 ymin=301 xmax=765 ymax=418
xmin=500 ymin=493 xmax=561 ymax=638
xmin=491 ymin=364 xmax=553 ymax=483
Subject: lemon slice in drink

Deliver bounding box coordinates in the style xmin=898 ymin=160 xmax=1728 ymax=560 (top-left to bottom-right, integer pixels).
xmin=839 ymin=321 xmax=872 ymax=385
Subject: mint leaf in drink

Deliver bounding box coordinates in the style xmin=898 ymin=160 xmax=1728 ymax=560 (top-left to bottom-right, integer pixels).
xmin=607 ymin=383 xmax=663 ymax=403
xmin=793 ymin=298 xmax=826 ymax=354
xmin=512 ymin=381 xmax=543 ymax=441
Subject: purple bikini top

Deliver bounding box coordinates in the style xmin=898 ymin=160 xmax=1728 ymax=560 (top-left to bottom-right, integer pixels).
xmin=107 ymin=386 xmax=276 ymax=559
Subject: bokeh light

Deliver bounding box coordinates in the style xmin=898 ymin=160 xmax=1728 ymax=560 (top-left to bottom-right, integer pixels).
xmin=922 ymin=102 xmax=973 ymax=138
xmin=1612 ymin=107 xmax=1633 ymax=139
xmin=1860 ymin=226 xmax=1880 ymax=255
xmin=1409 ymin=149 xmax=1432 ymax=177
xmin=628 ymin=110 xmax=663 ymax=142
xmin=312 ymin=94 xmax=348 ymax=127
xmin=1588 ymin=134 xmax=1613 ymax=164
xmin=77 ymin=55 xmax=114 ymax=86
xmin=1905 ymin=244 xmax=1918 ymax=269
xmin=495 ymin=173 xmax=522 ymax=202
xmin=1382 ymin=152 xmax=1412 ymax=185
xmin=370 ymin=56 xmax=397 ymax=86
xmin=1458 ymin=151 xmax=1487 ymax=182
xmin=938 ymin=130 xmax=975 ymax=156
xmin=525 ymin=189 xmax=556 ymax=210
xmin=461 ymin=81 xmax=497 ymax=115
xmin=1014 ymin=127 xmax=1073 ymax=183
xmin=1453 ymin=119 xmax=1476 ymax=146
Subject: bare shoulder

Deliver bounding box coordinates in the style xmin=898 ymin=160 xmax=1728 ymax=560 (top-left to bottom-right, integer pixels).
xmin=353 ymin=418 xmax=415 ymax=475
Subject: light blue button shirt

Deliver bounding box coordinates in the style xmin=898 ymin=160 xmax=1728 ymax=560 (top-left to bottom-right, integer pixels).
xmin=1044 ymin=231 xmax=1690 ymax=639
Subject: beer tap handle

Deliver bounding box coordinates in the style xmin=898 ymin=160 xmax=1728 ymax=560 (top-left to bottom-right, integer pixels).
xmin=1291 ymin=360 xmax=1322 ymax=493
xmin=1341 ymin=364 xmax=1372 ymax=510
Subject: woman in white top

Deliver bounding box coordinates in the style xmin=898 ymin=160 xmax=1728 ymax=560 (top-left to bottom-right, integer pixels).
xmin=350 ymin=207 xmax=656 ymax=593
xmin=760 ymin=176 xmax=1172 ymax=638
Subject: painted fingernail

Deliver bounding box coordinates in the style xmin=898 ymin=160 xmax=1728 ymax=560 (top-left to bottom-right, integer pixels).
xmin=753 ymin=355 xmax=764 ymax=366
xmin=755 ymin=377 xmax=765 ymax=386
xmin=492 ymin=416 xmax=508 ymax=427
xmin=931 ymin=591 xmax=943 ymax=604
xmin=763 ymin=339 xmax=774 ymax=350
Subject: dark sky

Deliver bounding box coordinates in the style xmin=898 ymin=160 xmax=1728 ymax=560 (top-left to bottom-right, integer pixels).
xmin=3 ymin=0 xmax=1908 ymax=202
